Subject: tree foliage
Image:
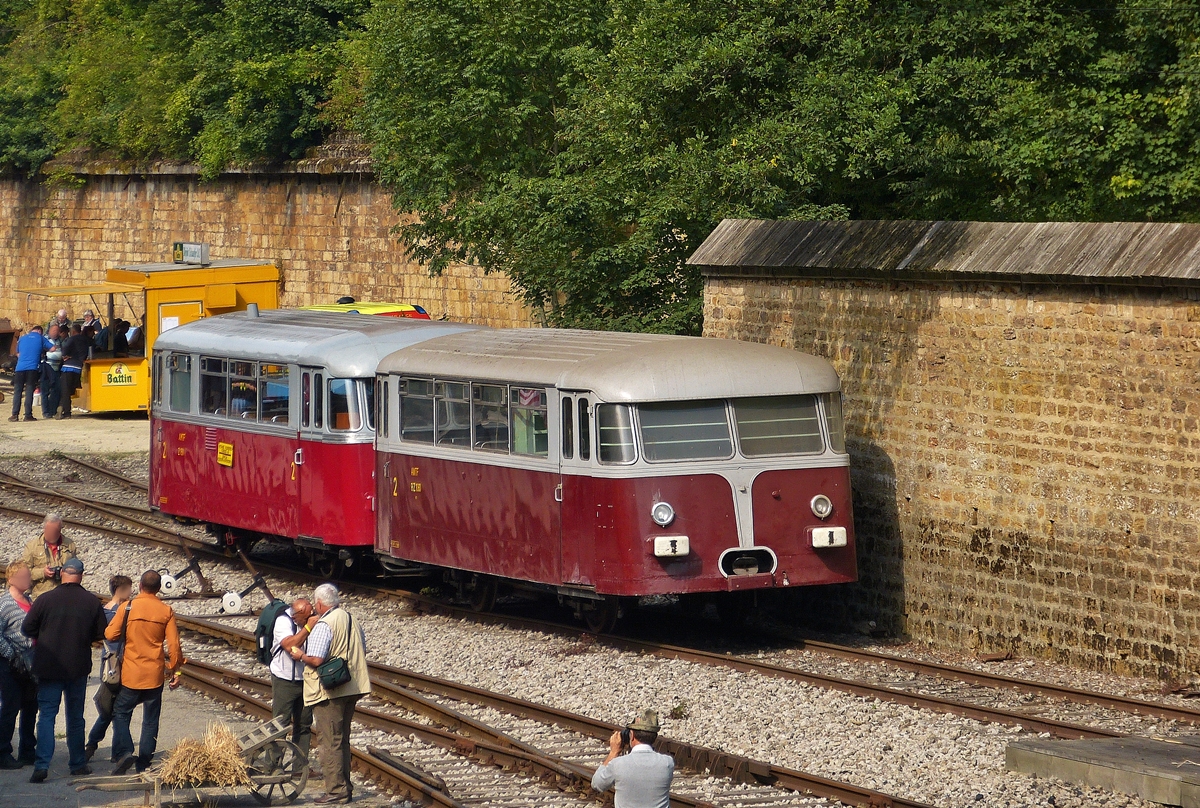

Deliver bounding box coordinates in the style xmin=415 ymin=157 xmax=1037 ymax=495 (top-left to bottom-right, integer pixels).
xmin=4 ymin=1 xmax=1200 ymax=330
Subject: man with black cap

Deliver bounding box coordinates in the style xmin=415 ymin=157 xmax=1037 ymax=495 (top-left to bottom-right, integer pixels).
xmin=20 ymin=557 xmax=107 ymax=783
xmin=591 ymin=709 xmax=674 ymax=808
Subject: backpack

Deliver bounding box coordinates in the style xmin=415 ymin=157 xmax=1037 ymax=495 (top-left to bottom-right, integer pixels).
xmin=255 ymin=599 xmax=291 ymax=665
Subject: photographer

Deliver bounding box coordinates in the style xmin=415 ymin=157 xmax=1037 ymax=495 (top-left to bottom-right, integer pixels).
xmin=591 ymin=710 xmax=674 ymax=808
xmin=21 ymin=514 xmax=79 ymax=599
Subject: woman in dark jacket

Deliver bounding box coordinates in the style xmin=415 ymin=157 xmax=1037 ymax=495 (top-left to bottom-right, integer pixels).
xmin=0 ymin=560 xmax=37 ymax=768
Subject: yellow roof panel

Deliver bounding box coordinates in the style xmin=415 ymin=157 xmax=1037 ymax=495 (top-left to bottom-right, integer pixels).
xmin=14 ymin=282 xmax=144 ymax=297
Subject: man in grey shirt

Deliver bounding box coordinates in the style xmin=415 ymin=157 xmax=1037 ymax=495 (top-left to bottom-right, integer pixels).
xmin=591 ymin=709 xmax=673 ymax=808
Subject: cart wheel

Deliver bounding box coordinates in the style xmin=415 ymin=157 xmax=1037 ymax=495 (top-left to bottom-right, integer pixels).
xmin=246 ymin=739 xmax=308 ymax=805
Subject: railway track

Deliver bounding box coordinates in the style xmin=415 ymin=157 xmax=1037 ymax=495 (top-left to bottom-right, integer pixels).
xmin=180 ymin=618 xmax=932 ymax=808
xmin=4 ymin=460 xmax=1199 ymax=743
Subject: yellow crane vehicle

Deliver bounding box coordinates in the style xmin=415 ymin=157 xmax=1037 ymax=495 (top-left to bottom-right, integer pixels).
xmin=17 ymin=244 xmax=278 ymax=413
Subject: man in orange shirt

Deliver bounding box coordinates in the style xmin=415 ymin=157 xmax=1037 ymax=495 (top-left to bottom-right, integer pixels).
xmin=105 ymin=570 xmax=185 ymax=774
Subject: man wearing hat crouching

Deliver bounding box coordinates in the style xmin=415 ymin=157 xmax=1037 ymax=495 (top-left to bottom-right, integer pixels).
xmin=591 ymin=709 xmax=674 ymax=808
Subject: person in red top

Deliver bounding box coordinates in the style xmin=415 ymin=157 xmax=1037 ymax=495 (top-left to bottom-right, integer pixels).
xmin=105 ymin=570 xmax=185 ymax=774
xmin=0 ymin=561 xmax=36 ymax=769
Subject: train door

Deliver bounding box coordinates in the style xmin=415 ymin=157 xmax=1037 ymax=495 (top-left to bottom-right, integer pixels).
xmin=559 ymin=391 xmax=597 ymax=585
xmin=296 ymin=366 xmax=326 ymax=543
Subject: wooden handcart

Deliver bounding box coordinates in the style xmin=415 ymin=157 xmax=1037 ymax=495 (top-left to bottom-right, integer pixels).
xmin=73 ymin=716 xmax=309 ymax=806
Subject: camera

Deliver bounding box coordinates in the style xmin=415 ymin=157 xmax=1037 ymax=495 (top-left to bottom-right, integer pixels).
xmin=619 ymin=727 xmax=631 ymax=753
xmin=48 ymin=566 xmax=62 ymax=579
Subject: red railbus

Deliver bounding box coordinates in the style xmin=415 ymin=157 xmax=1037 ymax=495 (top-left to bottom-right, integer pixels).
xmin=149 ymin=309 xmax=477 ymax=576
xmin=373 ymin=328 xmax=855 ymax=630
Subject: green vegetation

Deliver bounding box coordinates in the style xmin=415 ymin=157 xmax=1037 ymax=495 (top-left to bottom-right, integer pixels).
xmin=4 ymin=2 xmax=1200 ymax=331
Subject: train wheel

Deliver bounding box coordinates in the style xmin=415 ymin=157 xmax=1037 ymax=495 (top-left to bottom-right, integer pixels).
xmin=582 ymin=597 xmax=620 ymax=634
xmin=314 ymin=554 xmax=339 ymax=580
xmin=465 ymin=575 xmax=497 ymax=612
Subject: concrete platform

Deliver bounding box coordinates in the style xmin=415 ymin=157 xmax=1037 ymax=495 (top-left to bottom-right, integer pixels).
xmin=1007 ymin=736 xmax=1200 ymax=807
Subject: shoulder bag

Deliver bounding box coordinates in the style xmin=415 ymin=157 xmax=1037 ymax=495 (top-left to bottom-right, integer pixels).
xmin=100 ymin=602 xmax=132 ymax=686
xmin=315 ymin=611 xmax=354 ymax=689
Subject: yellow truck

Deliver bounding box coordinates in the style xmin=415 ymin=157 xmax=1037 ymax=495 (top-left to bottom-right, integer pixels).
xmin=17 ymin=254 xmax=278 ymax=413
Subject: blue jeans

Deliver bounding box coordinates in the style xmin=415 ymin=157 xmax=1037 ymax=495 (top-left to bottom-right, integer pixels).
xmin=0 ymin=659 xmax=37 ymax=761
xmin=111 ymin=685 xmax=163 ymax=768
xmin=35 ymin=677 xmax=88 ymax=772
xmin=10 ymin=370 xmax=38 ymax=418
xmin=39 ymin=365 xmax=61 ymax=418
xmin=86 ymin=682 xmax=121 ymax=755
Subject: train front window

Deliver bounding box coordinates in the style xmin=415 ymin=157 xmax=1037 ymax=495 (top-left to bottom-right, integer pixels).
xmin=399 ymin=378 xmax=434 ymax=443
xmin=472 ymin=384 xmax=509 ymax=451
xmin=260 ymin=364 xmax=289 ymax=425
xmin=168 ymin=354 xmax=192 ymax=413
xmin=733 ymin=395 xmax=823 ymax=456
xmin=200 ymin=357 xmax=228 ymax=415
xmin=511 ymin=388 xmax=548 ymax=457
xmin=824 ymin=393 xmax=846 ymax=453
xmin=328 ymin=378 xmax=363 ymax=431
xmin=597 ymin=404 xmax=635 ymax=464
xmin=638 ymin=400 xmax=732 ymax=461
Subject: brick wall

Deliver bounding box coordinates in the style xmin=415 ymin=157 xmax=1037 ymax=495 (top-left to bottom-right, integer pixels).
xmin=705 ymin=276 xmax=1200 ymax=679
xmin=0 ymin=166 xmax=535 ymax=329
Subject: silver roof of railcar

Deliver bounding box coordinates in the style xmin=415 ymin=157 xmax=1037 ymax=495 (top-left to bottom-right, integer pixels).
xmin=153 ymin=309 xmax=480 ymax=377
xmin=378 ymin=328 xmax=840 ymax=402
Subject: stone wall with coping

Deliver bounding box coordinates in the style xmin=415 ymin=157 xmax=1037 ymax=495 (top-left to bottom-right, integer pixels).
xmin=704 ymin=274 xmax=1200 ymax=679
xmin=0 ymin=162 xmax=535 ymax=329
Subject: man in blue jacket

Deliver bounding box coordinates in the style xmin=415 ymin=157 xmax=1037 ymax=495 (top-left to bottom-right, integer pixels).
xmin=9 ymin=326 xmax=51 ymax=423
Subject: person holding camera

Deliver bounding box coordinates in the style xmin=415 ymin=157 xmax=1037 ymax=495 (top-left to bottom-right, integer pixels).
xmin=21 ymin=514 xmax=78 ymax=599
xmin=591 ymin=709 xmax=674 ymax=808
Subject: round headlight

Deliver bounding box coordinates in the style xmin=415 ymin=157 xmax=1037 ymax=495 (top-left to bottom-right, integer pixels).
xmin=810 ymin=494 xmax=833 ymax=520
xmin=650 ymin=501 xmax=675 ymax=527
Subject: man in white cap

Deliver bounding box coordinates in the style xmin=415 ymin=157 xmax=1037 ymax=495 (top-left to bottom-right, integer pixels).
xmin=591 ymin=709 xmax=674 ymax=808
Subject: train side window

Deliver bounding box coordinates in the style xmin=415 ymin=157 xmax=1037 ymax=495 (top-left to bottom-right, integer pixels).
xmin=364 ymin=379 xmax=375 ymax=431
xmin=314 ymin=374 xmax=324 ymax=429
xmin=577 ymin=398 xmax=590 ymax=461
xmin=151 ymin=353 xmax=162 ymax=408
xmin=511 ymin=388 xmax=548 ymax=457
xmin=199 ymin=357 xmax=228 ymax=416
xmin=231 ymin=361 xmax=258 ymax=421
xmin=328 ymin=378 xmax=362 ymax=431
xmin=377 ymin=378 xmax=388 ymax=438
xmin=399 ymin=378 xmax=434 ymax=443
xmin=597 ymin=404 xmax=636 ymax=464
xmin=259 ymin=364 xmax=289 ymax=425
xmin=301 ymin=373 xmax=311 ymax=428
xmin=435 ymin=381 xmax=471 ymax=447
xmin=824 ymin=392 xmax=846 ymax=453
xmin=561 ymin=397 xmax=573 ymax=460
xmin=168 ymin=354 xmax=192 ymax=413
xmin=472 ymin=384 xmax=509 ymax=452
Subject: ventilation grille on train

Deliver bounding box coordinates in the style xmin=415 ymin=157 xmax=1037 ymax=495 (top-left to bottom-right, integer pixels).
xmin=204 ymin=427 xmax=218 ymax=451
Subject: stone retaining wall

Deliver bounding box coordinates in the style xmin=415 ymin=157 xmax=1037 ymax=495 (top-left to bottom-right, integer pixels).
xmin=0 ymin=165 xmax=534 ymax=329
xmin=704 ymin=276 xmax=1200 ymax=679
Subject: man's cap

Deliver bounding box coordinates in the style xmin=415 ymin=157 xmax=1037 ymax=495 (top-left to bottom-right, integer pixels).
xmin=628 ymin=709 xmax=659 ymax=732
xmin=62 ymin=558 xmax=84 ymax=573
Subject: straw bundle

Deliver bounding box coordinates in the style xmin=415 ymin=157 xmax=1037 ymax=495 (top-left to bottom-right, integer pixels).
xmin=159 ymin=723 xmax=252 ymax=788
